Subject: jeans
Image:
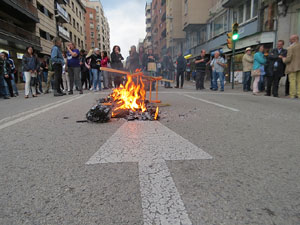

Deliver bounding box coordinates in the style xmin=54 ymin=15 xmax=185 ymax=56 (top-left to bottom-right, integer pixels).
xmin=102 ymin=70 xmax=109 ymax=88
xmin=258 ymin=75 xmax=265 ymax=92
xmin=176 ymin=70 xmax=184 ymax=88
xmin=212 ymin=71 xmax=224 ymax=90
xmin=11 ymin=73 xmax=18 ymax=95
xmin=0 ymin=75 xmax=9 ymax=97
xmin=37 ymin=73 xmax=43 ymax=92
xmin=92 ymin=69 xmax=101 ymax=91
xmin=43 ymin=71 xmax=48 ymax=83
xmin=243 ymin=71 xmax=252 ymax=91
xmin=68 ymin=67 xmax=82 ymax=91
xmin=164 ymin=71 xmax=172 ymax=87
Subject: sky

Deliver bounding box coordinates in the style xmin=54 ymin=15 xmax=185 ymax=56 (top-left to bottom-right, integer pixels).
xmin=101 ymin=0 xmax=149 ymax=58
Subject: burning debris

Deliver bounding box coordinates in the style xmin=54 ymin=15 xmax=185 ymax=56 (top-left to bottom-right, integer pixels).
xmin=86 ymin=72 xmax=160 ymax=123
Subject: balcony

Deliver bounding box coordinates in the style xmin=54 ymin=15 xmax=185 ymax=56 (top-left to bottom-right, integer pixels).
xmin=0 ymin=18 xmax=41 ymax=49
xmin=2 ymin=0 xmax=39 ymax=22
xmin=55 ymin=3 xmax=69 ymax=23
xmin=222 ymin=0 xmax=240 ymax=8
xmin=57 ymin=25 xmax=70 ymax=42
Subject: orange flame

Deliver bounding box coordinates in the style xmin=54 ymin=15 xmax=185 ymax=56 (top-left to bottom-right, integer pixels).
xmin=154 ymin=106 xmax=159 ymax=120
xmin=111 ymin=75 xmax=147 ymax=117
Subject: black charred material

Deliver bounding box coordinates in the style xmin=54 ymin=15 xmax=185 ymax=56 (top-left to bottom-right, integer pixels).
xmin=86 ymin=105 xmax=112 ymax=123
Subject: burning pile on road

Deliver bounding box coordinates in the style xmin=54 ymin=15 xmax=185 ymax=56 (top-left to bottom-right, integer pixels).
xmin=86 ymin=74 xmax=159 ymax=123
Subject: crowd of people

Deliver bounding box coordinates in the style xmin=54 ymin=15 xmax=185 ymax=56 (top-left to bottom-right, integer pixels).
xmin=1 ymin=34 xmax=299 ymax=100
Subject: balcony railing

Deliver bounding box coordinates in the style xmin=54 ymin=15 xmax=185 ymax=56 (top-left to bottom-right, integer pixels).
xmin=58 ymin=25 xmax=70 ymax=41
xmin=56 ymin=3 xmax=69 ymax=23
xmin=0 ymin=18 xmax=40 ymax=46
xmin=3 ymin=0 xmax=38 ymax=20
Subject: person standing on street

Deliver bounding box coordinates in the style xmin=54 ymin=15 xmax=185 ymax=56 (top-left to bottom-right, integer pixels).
xmin=265 ymin=40 xmax=287 ymax=97
xmin=66 ymin=42 xmax=82 ymax=94
xmin=195 ymin=49 xmax=209 ymax=90
xmin=282 ymin=35 xmax=300 ymax=99
xmin=111 ymin=45 xmax=124 ymax=88
xmin=88 ymin=48 xmax=102 ymax=91
xmin=1 ymin=52 xmax=14 ymax=97
xmin=22 ymin=46 xmax=39 ymax=98
xmin=242 ymin=47 xmax=253 ymax=92
xmin=51 ymin=38 xmax=65 ymax=97
xmin=210 ymin=51 xmax=226 ymax=91
xmin=101 ymin=51 xmax=109 ymax=89
xmin=80 ymin=50 xmax=89 ymax=90
xmin=129 ymin=45 xmax=140 ymax=73
xmin=0 ymin=54 xmax=10 ymax=99
xmin=175 ymin=52 xmax=186 ymax=89
xmin=162 ymin=49 xmax=175 ymax=88
xmin=252 ymin=45 xmax=266 ymax=95
xmin=5 ymin=52 xmax=19 ymax=96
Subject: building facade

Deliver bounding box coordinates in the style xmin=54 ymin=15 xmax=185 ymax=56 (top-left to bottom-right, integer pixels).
xmin=151 ymin=0 xmax=167 ymax=59
xmin=85 ymin=6 xmax=98 ymax=50
xmin=84 ymin=0 xmax=110 ymax=52
xmin=145 ymin=2 xmax=152 ymax=51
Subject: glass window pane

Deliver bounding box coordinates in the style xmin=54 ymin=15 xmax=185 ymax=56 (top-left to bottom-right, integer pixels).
xmin=246 ymin=0 xmax=251 ymax=20
xmin=238 ymin=5 xmax=244 ymax=23
xmin=253 ymin=0 xmax=259 ymax=17
xmin=233 ymin=9 xmax=238 ymax=23
xmin=213 ymin=14 xmax=225 ymax=36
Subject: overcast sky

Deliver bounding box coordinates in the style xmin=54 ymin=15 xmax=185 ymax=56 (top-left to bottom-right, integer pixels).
xmin=101 ymin=0 xmax=149 ymax=58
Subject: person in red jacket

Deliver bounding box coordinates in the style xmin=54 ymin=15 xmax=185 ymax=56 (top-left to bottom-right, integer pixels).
xmin=101 ymin=51 xmax=109 ymax=89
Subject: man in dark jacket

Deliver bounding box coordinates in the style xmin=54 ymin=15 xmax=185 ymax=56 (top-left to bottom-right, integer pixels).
xmin=162 ymin=49 xmax=175 ymax=88
xmin=195 ymin=49 xmax=209 ymax=90
xmin=0 ymin=56 xmax=10 ymax=99
xmin=266 ymin=40 xmax=287 ymax=97
xmin=175 ymin=52 xmax=186 ymax=88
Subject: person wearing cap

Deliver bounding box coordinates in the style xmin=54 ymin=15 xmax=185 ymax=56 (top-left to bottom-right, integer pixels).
xmin=242 ymin=47 xmax=253 ymax=92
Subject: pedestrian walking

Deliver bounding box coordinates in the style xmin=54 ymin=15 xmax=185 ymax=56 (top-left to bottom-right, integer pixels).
xmin=282 ymin=35 xmax=300 ymax=99
xmin=242 ymin=47 xmax=253 ymax=92
xmin=62 ymin=51 xmax=70 ymax=93
xmin=265 ymin=40 xmax=287 ymax=97
xmin=22 ymin=46 xmax=39 ymax=98
xmin=50 ymin=37 xmax=65 ymax=97
xmin=195 ymin=49 xmax=209 ymax=90
xmin=252 ymin=45 xmax=266 ymax=95
xmin=162 ymin=49 xmax=175 ymax=88
xmin=111 ymin=45 xmax=124 ymax=88
xmin=88 ymin=48 xmax=102 ymax=91
xmin=66 ymin=42 xmax=82 ymax=94
xmin=210 ymin=51 xmax=226 ymax=91
xmin=175 ymin=52 xmax=187 ymax=89
xmin=0 ymin=54 xmax=10 ymax=99
xmin=101 ymin=51 xmax=109 ymax=89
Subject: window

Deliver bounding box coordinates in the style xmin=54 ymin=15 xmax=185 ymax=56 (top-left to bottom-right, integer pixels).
xmin=90 ymin=22 xmax=94 ymax=29
xmin=252 ymin=0 xmax=259 ymax=17
xmin=79 ymin=11 xmax=82 ymax=20
xmin=184 ymin=0 xmax=188 ymax=15
xmin=76 ymin=7 xmax=78 ymax=16
xmin=74 ymin=35 xmax=77 ymax=45
xmin=213 ymin=13 xmax=227 ymax=37
xmin=77 ymin=22 xmax=79 ymax=31
xmin=78 ymin=38 xmax=80 ymax=47
xmin=70 ymin=31 xmax=72 ymax=41
xmin=238 ymin=4 xmax=244 ymax=23
xmin=91 ymin=42 xmax=95 ymax=48
xmin=73 ymin=19 xmax=75 ymax=28
xmin=80 ymin=26 xmax=82 ymax=34
xmin=72 ymin=2 xmax=74 ymax=11
xmin=91 ymin=32 xmax=94 ymax=38
xmin=245 ymin=0 xmax=251 ymax=21
xmin=37 ymin=2 xmax=53 ymax=19
xmin=89 ymin=13 xmax=93 ymax=19
xmin=81 ymin=41 xmax=84 ymax=49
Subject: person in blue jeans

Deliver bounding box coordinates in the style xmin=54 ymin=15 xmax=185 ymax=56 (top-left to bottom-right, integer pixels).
xmin=87 ymin=48 xmax=102 ymax=91
xmin=210 ymin=51 xmax=226 ymax=91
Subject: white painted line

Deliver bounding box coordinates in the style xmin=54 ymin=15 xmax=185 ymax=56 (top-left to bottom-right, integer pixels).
xmin=182 ymin=94 xmax=240 ymax=112
xmin=0 ymin=95 xmax=80 ymax=124
xmin=0 ymin=94 xmax=86 ymax=130
xmin=87 ymin=121 xmax=212 ymax=225
xmin=159 ymin=91 xmax=248 ymax=96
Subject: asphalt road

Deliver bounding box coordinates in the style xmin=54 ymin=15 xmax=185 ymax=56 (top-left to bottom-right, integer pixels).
xmin=0 ymin=82 xmax=299 ymax=225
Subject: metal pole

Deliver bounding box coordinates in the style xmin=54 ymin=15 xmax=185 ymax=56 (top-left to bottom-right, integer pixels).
xmin=232 ymin=40 xmax=236 ymax=89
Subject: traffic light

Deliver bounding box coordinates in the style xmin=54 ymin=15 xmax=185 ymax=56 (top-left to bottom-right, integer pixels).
xmin=227 ymin=32 xmax=233 ymax=49
xmin=232 ymin=23 xmax=239 ymax=41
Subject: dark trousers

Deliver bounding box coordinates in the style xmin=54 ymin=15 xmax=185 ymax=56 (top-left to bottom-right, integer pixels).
xmin=0 ymin=75 xmax=9 ymax=97
xmin=196 ymin=71 xmax=206 ymax=90
xmin=81 ymin=71 xmax=89 ymax=89
xmin=4 ymin=77 xmax=13 ymax=97
xmin=53 ymin=64 xmax=63 ymax=93
xmin=114 ymin=75 xmax=122 ymax=88
xmin=266 ymin=71 xmax=282 ymax=96
xmin=285 ymin=75 xmax=289 ymax=96
xmin=176 ymin=70 xmax=184 ymax=87
xmin=243 ymin=71 xmax=252 ymax=91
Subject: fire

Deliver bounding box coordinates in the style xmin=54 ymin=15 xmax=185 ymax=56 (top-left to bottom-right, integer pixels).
xmin=154 ymin=106 xmax=159 ymax=120
xmin=111 ymin=74 xmax=147 ymax=117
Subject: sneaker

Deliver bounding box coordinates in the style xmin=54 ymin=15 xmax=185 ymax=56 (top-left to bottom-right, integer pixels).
xmin=68 ymin=90 xmax=73 ymax=95
xmin=79 ymin=90 xmax=83 ymax=94
xmin=4 ymin=96 xmax=10 ymax=99
xmin=54 ymin=93 xmax=64 ymax=97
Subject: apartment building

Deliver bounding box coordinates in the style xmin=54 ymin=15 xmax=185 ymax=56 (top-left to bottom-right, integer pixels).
xmin=85 ymin=6 xmax=98 ymax=50
xmin=84 ymin=0 xmax=110 ymax=52
xmin=64 ymin=0 xmax=86 ymax=50
xmin=0 ymin=0 xmax=41 ymax=72
xmin=145 ymin=2 xmax=152 ymax=51
xmin=151 ymin=0 xmax=167 ymax=59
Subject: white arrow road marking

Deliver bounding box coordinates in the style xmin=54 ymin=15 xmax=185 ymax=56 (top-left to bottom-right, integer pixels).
xmin=182 ymin=94 xmax=240 ymax=112
xmin=86 ymin=121 xmax=212 ymax=225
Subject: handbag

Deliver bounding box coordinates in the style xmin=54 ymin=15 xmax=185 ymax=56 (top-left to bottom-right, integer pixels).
xmin=251 ymin=69 xmax=261 ymax=77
